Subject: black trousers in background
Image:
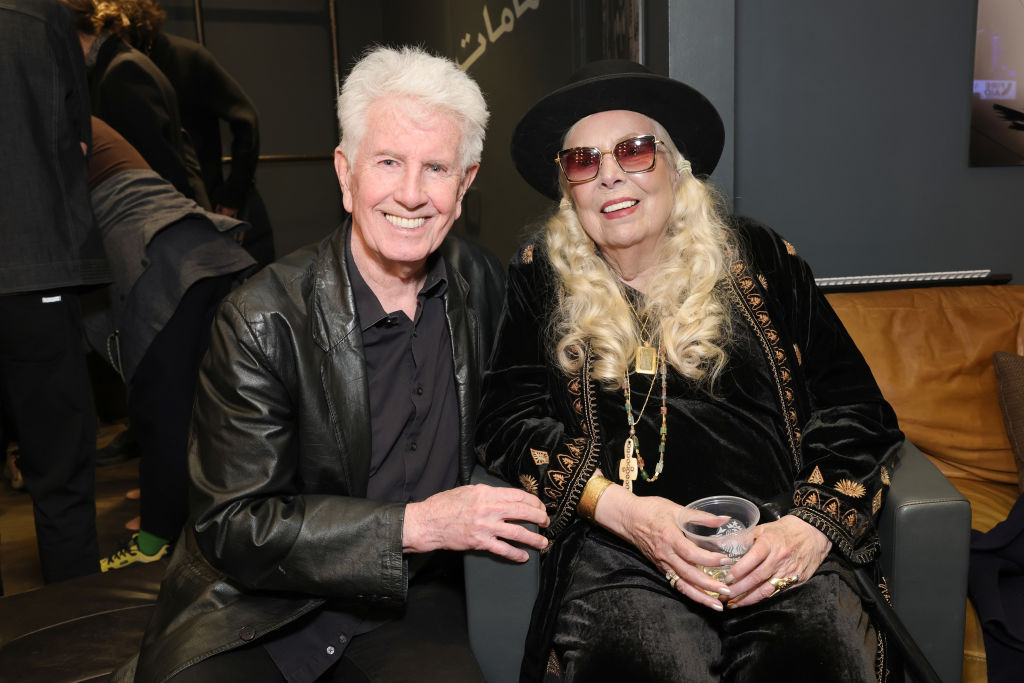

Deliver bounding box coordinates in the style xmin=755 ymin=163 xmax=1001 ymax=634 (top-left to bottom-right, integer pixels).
xmin=168 ymin=570 xmax=486 ymax=683
xmin=0 ymin=292 xmax=99 ymax=583
xmin=128 ymin=275 xmax=233 ymax=542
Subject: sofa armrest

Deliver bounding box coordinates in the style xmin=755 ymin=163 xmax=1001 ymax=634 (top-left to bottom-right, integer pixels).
xmin=464 ymin=467 xmax=541 ymax=683
xmin=879 ymin=440 xmax=971 ymax=683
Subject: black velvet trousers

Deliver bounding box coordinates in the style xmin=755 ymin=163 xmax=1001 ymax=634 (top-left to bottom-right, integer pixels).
xmin=0 ymin=292 xmax=99 ymax=583
xmin=553 ymin=531 xmax=878 ymax=683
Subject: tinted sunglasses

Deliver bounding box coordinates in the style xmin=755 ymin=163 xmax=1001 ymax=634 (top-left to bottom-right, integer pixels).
xmin=555 ymin=134 xmax=664 ymax=184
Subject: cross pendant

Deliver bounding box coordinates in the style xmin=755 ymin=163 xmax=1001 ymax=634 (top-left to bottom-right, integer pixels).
xmin=619 ymin=437 xmax=639 ymax=492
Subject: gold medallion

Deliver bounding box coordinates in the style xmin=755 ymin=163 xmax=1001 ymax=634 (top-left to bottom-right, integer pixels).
xmin=634 ymin=345 xmax=657 ymax=375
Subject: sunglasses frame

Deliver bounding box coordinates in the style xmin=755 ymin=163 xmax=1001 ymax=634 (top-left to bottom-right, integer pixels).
xmin=554 ymin=134 xmax=664 ymax=184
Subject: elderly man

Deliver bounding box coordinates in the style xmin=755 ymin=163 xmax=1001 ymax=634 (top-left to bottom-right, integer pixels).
xmin=114 ymin=46 xmax=548 ymax=682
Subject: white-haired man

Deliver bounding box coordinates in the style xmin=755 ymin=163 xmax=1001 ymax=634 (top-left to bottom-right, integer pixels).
xmin=114 ymin=46 xmax=548 ymax=682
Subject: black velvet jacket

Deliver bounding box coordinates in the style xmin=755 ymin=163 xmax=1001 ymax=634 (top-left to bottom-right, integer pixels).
xmin=476 ymin=218 xmax=904 ymax=681
xmin=115 ymin=222 xmax=504 ymax=682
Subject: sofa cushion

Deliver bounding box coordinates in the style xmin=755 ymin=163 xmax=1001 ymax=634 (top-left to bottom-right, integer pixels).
xmin=994 ymin=351 xmax=1024 ymax=493
xmin=827 ymin=285 xmax=1024 ymax=488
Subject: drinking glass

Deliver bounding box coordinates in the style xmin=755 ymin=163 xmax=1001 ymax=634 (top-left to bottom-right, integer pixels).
xmin=678 ymin=495 xmax=760 ymax=583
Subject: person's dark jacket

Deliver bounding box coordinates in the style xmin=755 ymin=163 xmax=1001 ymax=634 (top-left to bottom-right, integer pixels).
xmin=147 ymin=31 xmax=258 ymax=212
xmin=113 ymin=222 xmax=505 ymax=682
xmin=88 ymin=35 xmax=210 ymax=209
xmin=0 ymin=0 xmax=109 ymax=294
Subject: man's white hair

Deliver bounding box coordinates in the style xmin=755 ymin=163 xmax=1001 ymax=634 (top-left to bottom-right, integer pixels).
xmin=337 ymin=45 xmax=489 ymax=171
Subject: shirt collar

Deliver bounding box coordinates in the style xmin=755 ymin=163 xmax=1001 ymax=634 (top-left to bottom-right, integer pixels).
xmin=345 ymin=232 xmax=448 ymax=332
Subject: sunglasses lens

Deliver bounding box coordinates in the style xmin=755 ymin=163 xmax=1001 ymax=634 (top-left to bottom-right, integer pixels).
xmin=559 ymin=148 xmax=602 ymax=182
xmin=615 ymin=136 xmax=657 ymax=172
xmin=557 ymin=136 xmax=659 ymax=183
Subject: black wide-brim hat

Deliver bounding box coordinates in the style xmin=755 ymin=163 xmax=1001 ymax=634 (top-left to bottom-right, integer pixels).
xmin=511 ymin=59 xmax=725 ymax=200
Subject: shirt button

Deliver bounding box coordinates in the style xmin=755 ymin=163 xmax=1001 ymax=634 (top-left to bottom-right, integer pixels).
xmin=339 ymin=635 xmax=347 ymax=644
xmin=416 ymin=386 xmax=424 ymax=395
xmin=239 ymin=626 xmax=256 ymax=641
xmin=410 ymin=442 xmax=417 ymax=451
xmin=327 ymin=646 xmax=336 ymax=656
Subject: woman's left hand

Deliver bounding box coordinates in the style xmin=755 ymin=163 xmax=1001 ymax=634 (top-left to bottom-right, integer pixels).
xmin=720 ymin=514 xmax=832 ymax=608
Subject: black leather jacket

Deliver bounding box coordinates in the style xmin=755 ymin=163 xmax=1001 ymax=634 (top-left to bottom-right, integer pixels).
xmin=116 ymin=222 xmax=504 ymax=682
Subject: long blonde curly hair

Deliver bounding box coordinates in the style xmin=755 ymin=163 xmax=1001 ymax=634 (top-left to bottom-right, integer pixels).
xmin=546 ymin=118 xmax=735 ymax=388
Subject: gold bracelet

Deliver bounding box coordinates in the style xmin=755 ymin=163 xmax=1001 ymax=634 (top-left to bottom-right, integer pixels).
xmin=577 ymin=475 xmax=614 ymax=521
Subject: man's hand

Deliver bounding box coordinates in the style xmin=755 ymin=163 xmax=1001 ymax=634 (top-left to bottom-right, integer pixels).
xmin=215 ymin=205 xmax=239 ymax=217
xmin=403 ymin=484 xmax=550 ymax=562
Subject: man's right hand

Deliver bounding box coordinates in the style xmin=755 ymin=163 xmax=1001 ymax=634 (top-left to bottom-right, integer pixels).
xmin=402 ymin=484 xmax=550 ymax=562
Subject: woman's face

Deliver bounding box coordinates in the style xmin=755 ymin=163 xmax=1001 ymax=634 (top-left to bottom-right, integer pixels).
xmin=563 ymin=110 xmax=678 ymax=263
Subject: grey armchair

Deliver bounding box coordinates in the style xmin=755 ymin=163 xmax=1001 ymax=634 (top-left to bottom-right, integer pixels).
xmin=465 ymin=440 xmax=971 ymax=683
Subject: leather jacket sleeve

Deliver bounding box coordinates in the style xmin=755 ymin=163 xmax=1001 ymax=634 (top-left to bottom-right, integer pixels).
xmin=188 ymin=296 xmax=407 ymax=602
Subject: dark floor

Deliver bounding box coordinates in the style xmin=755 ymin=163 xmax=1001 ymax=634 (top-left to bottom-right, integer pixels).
xmin=0 ymin=423 xmax=141 ymax=596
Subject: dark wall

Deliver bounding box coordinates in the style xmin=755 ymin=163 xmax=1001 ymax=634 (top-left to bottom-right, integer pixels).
xmin=669 ymin=0 xmax=1024 ymax=279
xmin=162 ymin=0 xmax=378 ymax=259
xmin=160 ymin=1 xmax=1022 ymax=279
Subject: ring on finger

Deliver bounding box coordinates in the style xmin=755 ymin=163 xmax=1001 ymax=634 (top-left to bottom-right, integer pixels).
xmin=665 ymin=570 xmax=680 ymax=588
xmin=767 ymin=575 xmax=799 ymax=596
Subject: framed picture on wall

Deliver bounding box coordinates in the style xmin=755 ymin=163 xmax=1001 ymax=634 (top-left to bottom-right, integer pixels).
xmin=971 ymin=0 xmax=1024 ymax=166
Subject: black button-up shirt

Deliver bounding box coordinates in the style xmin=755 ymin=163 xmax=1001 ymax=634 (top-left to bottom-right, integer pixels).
xmin=263 ymin=239 xmax=459 ymax=683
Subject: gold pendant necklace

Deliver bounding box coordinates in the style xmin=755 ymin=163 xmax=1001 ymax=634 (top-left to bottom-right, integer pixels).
xmin=625 ymin=291 xmax=657 ymax=375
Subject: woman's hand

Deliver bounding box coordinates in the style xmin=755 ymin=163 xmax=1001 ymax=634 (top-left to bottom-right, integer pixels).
xmin=593 ymin=482 xmax=735 ymax=611
xmin=720 ymin=514 xmax=832 ymax=608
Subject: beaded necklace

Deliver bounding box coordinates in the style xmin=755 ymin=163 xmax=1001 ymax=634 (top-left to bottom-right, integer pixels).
xmin=619 ymin=346 xmax=668 ymax=492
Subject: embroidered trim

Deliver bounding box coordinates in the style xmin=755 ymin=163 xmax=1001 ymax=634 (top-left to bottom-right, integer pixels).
xmin=546 ymin=649 xmax=562 ymax=676
xmin=880 ymin=465 xmax=890 ymax=486
xmin=872 ymin=489 xmax=883 ymax=515
xmin=727 ymin=261 xmax=802 ymax=469
xmin=808 ymin=466 xmax=824 ymax=484
xmin=530 ymin=448 xmax=550 ymax=465
xmin=544 ymin=345 xmax=602 ymax=536
xmin=521 ymin=244 xmax=535 ymax=264
xmin=792 ymin=487 xmax=878 ymax=562
xmin=783 ymin=239 xmax=798 ymax=256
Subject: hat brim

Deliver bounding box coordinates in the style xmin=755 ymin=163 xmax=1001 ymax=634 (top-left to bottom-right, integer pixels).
xmin=511 ymin=72 xmax=724 ymax=200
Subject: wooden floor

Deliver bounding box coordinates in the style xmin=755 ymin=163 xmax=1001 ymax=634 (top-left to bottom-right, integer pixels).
xmin=0 ymin=423 xmax=141 ymax=596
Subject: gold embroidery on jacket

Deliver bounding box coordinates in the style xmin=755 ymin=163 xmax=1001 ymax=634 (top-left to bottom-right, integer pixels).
xmin=872 ymin=489 xmax=883 ymax=515
xmin=727 ymin=261 xmax=801 ymax=468
xmin=530 ymin=448 xmax=549 ymax=466
xmin=793 ymin=344 xmax=802 ymax=366
xmin=521 ymin=244 xmax=534 ymax=264
xmin=793 ymin=487 xmax=873 ymax=561
xmin=808 ymin=466 xmax=825 ymax=484
xmin=784 ymin=239 xmax=798 ymax=256
xmin=520 ymin=474 xmax=539 ymax=495
xmin=546 ymin=649 xmax=562 ymax=675
xmin=544 ymin=347 xmax=603 ymax=536
xmin=835 ymin=479 xmax=867 ymax=498
xmin=880 ymin=465 xmax=891 ymax=486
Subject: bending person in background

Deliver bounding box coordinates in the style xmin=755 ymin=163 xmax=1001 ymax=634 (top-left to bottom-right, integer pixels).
xmin=110 ymin=0 xmax=275 ymax=267
xmin=477 ymin=60 xmax=904 ymax=682
xmin=61 ymin=0 xmax=209 ymax=208
xmin=84 ymin=117 xmax=256 ymax=571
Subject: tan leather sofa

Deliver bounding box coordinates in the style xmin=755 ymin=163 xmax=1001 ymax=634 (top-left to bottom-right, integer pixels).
xmin=827 ymin=284 xmax=1024 ymax=683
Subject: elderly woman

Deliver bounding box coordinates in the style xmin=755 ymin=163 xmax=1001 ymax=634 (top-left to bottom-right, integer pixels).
xmin=476 ymin=60 xmax=904 ymax=682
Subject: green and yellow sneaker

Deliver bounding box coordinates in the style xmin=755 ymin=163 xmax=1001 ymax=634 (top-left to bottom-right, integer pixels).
xmin=100 ymin=532 xmax=169 ymax=572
